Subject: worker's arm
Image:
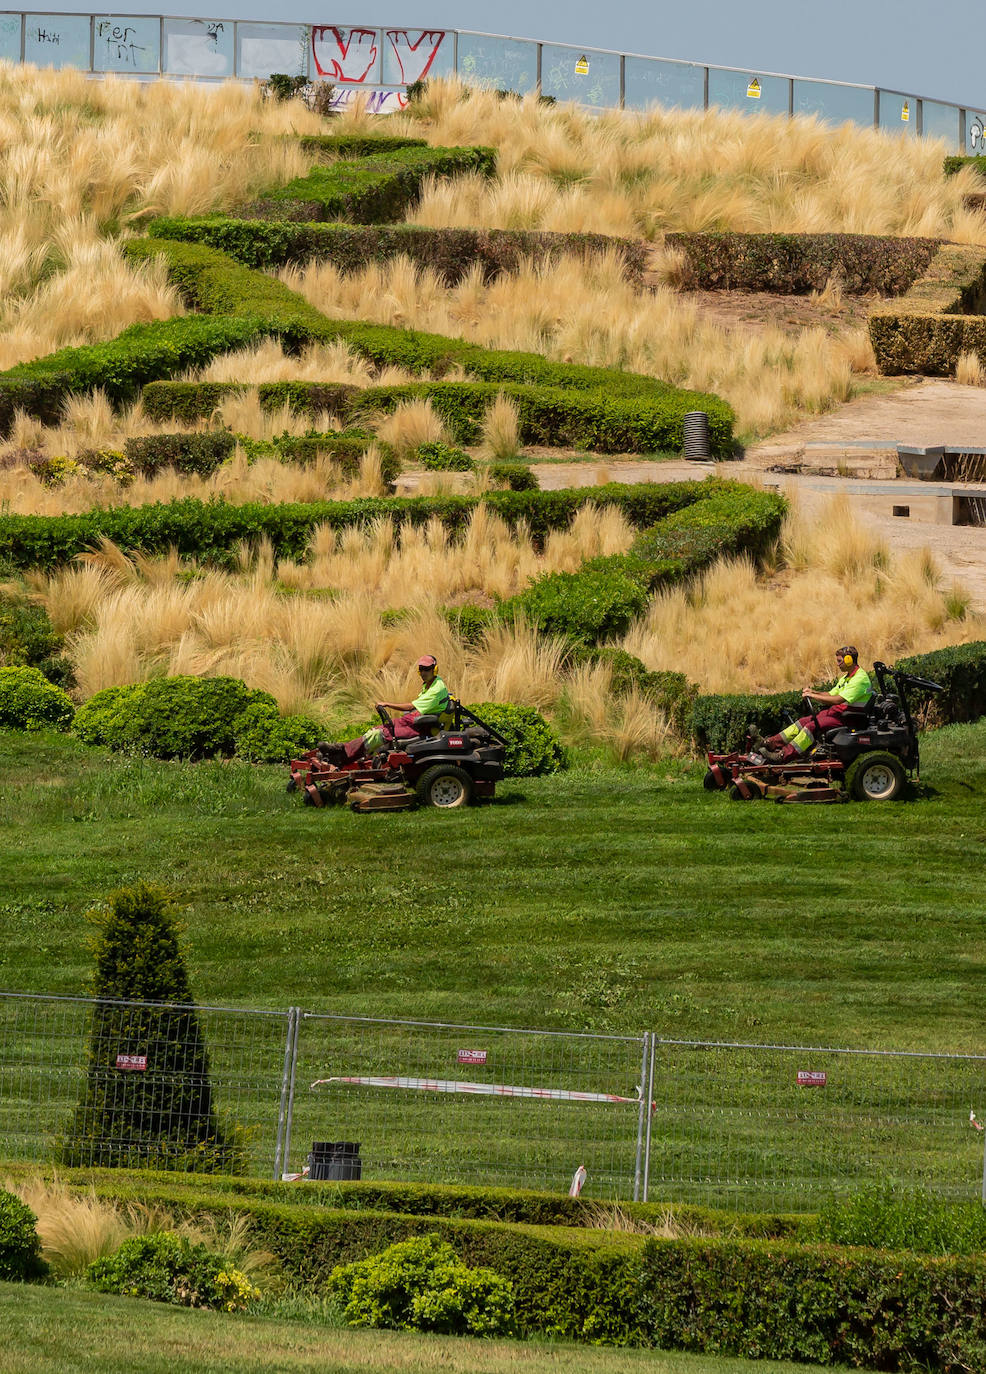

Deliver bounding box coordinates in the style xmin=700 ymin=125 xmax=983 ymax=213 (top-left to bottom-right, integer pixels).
xmin=802 ymin=687 xmax=844 ymax=706
xmin=376 ymin=700 xmax=413 ymax=712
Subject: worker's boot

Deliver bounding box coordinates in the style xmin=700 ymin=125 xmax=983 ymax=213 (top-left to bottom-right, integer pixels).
xmin=758 ymin=744 xmax=788 ymax=763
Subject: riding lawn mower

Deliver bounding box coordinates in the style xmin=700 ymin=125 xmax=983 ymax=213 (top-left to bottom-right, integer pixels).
xmin=703 ymin=661 xmax=944 ymax=803
xmin=288 ymin=700 xmax=508 ymax=812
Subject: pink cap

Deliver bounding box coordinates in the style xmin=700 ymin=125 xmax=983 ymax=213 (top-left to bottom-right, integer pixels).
xmin=417 ymin=655 xmax=437 ymax=669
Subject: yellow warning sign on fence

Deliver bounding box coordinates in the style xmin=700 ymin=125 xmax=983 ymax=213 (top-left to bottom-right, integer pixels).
xmin=747 ymin=77 xmax=761 ymax=99
xmin=901 ymin=101 xmax=910 ymax=122
xmin=574 ymin=54 xmax=589 ymax=75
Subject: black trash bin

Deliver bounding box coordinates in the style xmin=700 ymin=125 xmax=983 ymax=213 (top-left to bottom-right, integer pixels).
xmin=307 ymin=1141 xmax=361 ymax=1181
xmin=683 ymin=411 xmax=711 ymax=459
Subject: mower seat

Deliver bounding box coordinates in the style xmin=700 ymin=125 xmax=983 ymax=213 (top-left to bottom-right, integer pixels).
xmin=821 ymin=701 xmax=873 ymax=741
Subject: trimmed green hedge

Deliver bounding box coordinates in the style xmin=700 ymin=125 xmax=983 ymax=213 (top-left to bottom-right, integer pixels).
xmin=897 ymin=641 xmax=986 ymax=726
xmin=140 ymin=380 xmax=356 ymax=426
xmin=868 ymin=243 xmax=986 ymax=375
xmin=296 ymin=134 xmax=427 ymax=160
xmin=503 ymin=486 xmax=787 ymax=646
xmin=0 ymin=315 xmax=273 ymax=433
xmin=0 ymin=479 xmax=735 ymax=572
xmin=667 ymin=232 xmax=939 ymax=295
xmin=146 ymin=217 xmax=648 ymax=286
xmin=692 ymin=690 xmax=803 ymax=753
xmin=943 ymin=154 xmax=986 ymax=178
xmin=243 ymin=145 xmax=496 ymax=224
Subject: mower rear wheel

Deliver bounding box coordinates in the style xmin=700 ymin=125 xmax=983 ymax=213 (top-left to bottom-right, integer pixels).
xmin=416 ymin=764 xmax=473 ymax=809
xmin=729 ymin=781 xmax=761 ymax=801
xmin=845 ymin=751 xmax=907 ymax=802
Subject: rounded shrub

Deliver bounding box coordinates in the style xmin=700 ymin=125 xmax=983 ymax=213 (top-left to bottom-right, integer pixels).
xmin=73 ymin=683 xmax=146 ymax=749
xmin=504 ymin=566 xmax=649 ymax=644
xmin=468 ymin=701 xmax=566 ymax=777
xmin=489 ymin=462 xmax=538 ymax=492
xmin=232 ymin=701 xmax=323 ymax=762
xmin=0 ymin=664 xmax=74 ymax=730
xmin=328 ymin=1233 xmax=516 ymax=1337
xmin=87 ymin=1232 xmax=259 ymax=1310
xmin=415 ymin=441 xmax=475 ymax=472
xmin=0 ymin=1189 xmax=48 ymax=1281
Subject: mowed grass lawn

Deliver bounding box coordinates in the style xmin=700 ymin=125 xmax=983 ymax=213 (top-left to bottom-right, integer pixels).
xmin=0 ymin=1283 xmax=860 ymax=1374
xmin=1 ymin=723 xmax=985 ymax=1050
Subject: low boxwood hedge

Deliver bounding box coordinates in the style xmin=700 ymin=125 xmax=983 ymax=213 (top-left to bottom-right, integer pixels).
xmin=0 ymin=479 xmax=744 ymax=572
xmin=868 ymin=242 xmax=986 ymax=375
xmin=243 ymin=144 xmax=496 ymax=223
xmin=146 ymin=217 xmax=648 ymax=285
xmin=140 ymin=380 xmax=357 ymax=426
xmin=896 ymin=640 xmax=986 ymax=726
xmin=667 ymin=232 xmax=939 ymax=295
xmin=692 ymin=690 xmax=804 ymax=754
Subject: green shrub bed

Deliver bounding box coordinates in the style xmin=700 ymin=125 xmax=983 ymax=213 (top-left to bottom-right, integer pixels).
xmin=124 ymin=431 xmax=235 ymax=477
xmin=943 ymin=154 xmax=986 ymax=178
xmin=146 ymin=217 xmax=648 ymax=285
xmin=73 ymin=676 xmax=321 ymax=762
xmin=0 ymin=665 xmax=75 ymax=730
xmin=242 ymin=144 xmax=496 ymax=223
xmin=296 ymin=133 xmax=428 ymax=160
xmin=19 ymin=1169 xmax=986 ymax=1368
xmin=667 ymin=232 xmax=940 ymax=295
xmin=0 ymin=1188 xmax=48 ymax=1282
xmin=0 ymin=479 xmax=726 ymax=571
xmin=868 ymin=242 xmax=986 ymax=374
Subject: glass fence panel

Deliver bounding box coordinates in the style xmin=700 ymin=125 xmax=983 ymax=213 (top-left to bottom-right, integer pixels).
xmin=921 ymin=100 xmax=960 ymax=147
xmin=456 ymin=32 xmax=537 ymax=95
xmin=236 ymin=22 xmax=306 ymax=80
xmin=24 ymin=12 xmax=88 ymax=67
xmin=624 ymin=55 xmax=704 ymax=110
xmin=708 ymin=67 xmax=788 ymax=117
xmin=93 ymin=15 xmax=159 ymax=72
xmin=965 ymin=110 xmax=986 ymax=155
xmin=540 ymin=43 xmax=620 ymax=108
xmin=794 ymin=77 xmax=874 ymax=126
xmin=310 ymin=25 xmax=379 ymax=83
xmin=0 ymin=12 xmax=19 ymax=60
xmin=163 ymin=16 xmax=232 ymax=76
xmin=878 ymin=89 xmax=915 ymax=136
xmin=382 ymin=27 xmax=452 ymax=86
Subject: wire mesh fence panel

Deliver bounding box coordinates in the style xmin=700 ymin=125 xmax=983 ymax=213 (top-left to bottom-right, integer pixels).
xmin=0 ymin=993 xmax=291 ymax=1178
xmin=647 ymin=1039 xmax=986 ymax=1210
xmin=290 ymin=1016 xmax=647 ymax=1198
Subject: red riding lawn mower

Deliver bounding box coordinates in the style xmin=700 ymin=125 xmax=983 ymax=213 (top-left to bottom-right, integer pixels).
xmin=703 ymin=661 xmax=944 ymax=804
xmin=288 ymin=701 xmax=508 ymax=813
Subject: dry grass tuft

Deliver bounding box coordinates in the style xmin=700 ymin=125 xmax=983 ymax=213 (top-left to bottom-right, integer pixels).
xmin=8 ymin=1174 xmax=173 ymax=1276
xmin=955 ymin=350 xmax=986 ymax=386
xmin=481 ymin=392 xmax=523 ymax=461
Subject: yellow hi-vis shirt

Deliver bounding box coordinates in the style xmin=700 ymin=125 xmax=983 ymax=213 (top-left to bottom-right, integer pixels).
xmin=832 ymin=666 xmax=873 ymax=706
xmin=411 ymin=675 xmax=450 ymax=717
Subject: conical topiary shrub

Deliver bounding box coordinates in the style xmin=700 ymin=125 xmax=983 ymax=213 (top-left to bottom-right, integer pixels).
xmin=59 ymin=883 xmax=242 ymax=1173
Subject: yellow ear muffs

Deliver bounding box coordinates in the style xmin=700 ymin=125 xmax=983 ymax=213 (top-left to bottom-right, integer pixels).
xmin=843 ymin=654 xmax=854 ymax=667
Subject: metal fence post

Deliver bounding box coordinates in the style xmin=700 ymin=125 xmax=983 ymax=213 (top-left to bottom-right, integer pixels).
xmin=273 ymin=1007 xmax=296 ymax=1179
xmin=279 ymin=1008 xmax=301 ymax=1179
xmin=633 ymin=1032 xmax=649 ymax=1200
xmin=642 ymin=1033 xmax=657 ymax=1202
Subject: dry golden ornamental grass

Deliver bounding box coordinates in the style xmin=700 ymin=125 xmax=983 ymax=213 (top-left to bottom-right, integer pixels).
xmin=387 ymin=76 xmax=986 ymax=243
xmin=0 ymin=64 xmax=320 ymax=368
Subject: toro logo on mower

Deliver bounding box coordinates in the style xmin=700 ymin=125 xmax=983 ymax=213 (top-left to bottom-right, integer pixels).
xmin=448 ymin=737 xmax=464 ymax=747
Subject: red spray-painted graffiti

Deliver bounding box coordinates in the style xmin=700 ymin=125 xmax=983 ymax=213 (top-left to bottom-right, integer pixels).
xmin=385 ymin=29 xmax=446 ymax=84
xmin=311 ymin=26 xmax=378 ymax=83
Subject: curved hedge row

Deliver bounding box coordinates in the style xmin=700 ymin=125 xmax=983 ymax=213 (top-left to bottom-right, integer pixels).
xmin=146 ymin=217 xmax=648 ymax=286
xmin=0 ymin=478 xmax=767 ymax=572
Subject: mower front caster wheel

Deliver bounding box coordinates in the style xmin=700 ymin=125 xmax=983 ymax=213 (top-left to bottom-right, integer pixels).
xmin=845 ymin=751 xmax=907 ymax=802
xmin=416 ymin=764 xmax=473 ymax=809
